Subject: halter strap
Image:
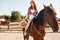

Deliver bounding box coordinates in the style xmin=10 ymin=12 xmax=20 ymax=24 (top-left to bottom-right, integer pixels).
xmin=31 ymin=22 xmax=42 ymax=35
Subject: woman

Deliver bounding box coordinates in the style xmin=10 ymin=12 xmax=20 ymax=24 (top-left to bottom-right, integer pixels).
xmin=24 ymin=0 xmax=38 ymax=36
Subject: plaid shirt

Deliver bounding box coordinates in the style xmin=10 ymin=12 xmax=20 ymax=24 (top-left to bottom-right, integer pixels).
xmin=27 ymin=7 xmax=38 ymax=16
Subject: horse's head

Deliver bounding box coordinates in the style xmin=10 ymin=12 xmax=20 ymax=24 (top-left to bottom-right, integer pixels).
xmin=43 ymin=4 xmax=59 ymax=32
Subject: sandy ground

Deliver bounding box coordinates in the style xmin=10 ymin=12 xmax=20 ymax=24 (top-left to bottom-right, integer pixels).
xmin=0 ymin=22 xmax=60 ymax=40
xmin=0 ymin=31 xmax=60 ymax=40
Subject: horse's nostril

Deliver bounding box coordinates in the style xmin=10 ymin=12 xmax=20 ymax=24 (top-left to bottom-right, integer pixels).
xmin=53 ymin=30 xmax=58 ymax=32
xmin=52 ymin=26 xmax=59 ymax=32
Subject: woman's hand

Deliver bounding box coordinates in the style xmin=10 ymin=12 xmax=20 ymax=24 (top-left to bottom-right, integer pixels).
xmin=33 ymin=10 xmax=38 ymax=16
xmin=33 ymin=13 xmax=36 ymax=16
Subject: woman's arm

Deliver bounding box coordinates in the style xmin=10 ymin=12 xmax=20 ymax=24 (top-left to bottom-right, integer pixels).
xmin=27 ymin=7 xmax=31 ymax=16
xmin=33 ymin=10 xmax=38 ymax=16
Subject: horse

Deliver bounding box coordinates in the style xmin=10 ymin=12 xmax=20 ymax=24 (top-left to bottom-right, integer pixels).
xmin=0 ymin=21 xmax=10 ymax=29
xmin=23 ymin=4 xmax=59 ymax=40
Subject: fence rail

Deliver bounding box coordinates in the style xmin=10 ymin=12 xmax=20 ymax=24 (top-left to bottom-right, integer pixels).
xmin=0 ymin=22 xmax=60 ymax=31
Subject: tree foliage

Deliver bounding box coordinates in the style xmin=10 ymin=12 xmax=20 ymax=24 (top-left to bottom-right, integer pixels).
xmin=4 ymin=15 xmax=10 ymax=21
xmin=0 ymin=11 xmax=24 ymax=22
xmin=10 ymin=11 xmax=23 ymax=22
xmin=0 ymin=15 xmax=10 ymax=21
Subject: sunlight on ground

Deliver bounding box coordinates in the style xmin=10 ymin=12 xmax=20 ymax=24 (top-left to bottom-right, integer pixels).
xmin=0 ymin=31 xmax=60 ymax=40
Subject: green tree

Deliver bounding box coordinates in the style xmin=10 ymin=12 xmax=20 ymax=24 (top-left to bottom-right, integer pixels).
xmin=10 ymin=11 xmax=22 ymax=22
xmin=0 ymin=15 xmax=4 ymax=19
xmin=4 ymin=15 xmax=10 ymax=21
xmin=0 ymin=15 xmax=10 ymax=21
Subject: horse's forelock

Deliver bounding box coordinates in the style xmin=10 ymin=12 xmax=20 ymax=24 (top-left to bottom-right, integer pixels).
xmin=47 ymin=6 xmax=56 ymax=15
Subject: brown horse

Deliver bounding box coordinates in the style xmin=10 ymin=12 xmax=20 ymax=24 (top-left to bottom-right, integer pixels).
xmin=0 ymin=21 xmax=10 ymax=29
xmin=23 ymin=4 xmax=59 ymax=40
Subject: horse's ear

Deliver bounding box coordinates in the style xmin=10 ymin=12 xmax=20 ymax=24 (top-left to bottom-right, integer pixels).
xmin=50 ymin=4 xmax=53 ymax=7
xmin=43 ymin=4 xmax=46 ymax=8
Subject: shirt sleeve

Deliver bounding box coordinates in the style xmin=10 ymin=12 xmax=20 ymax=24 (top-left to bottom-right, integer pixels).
xmin=27 ymin=7 xmax=31 ymax=16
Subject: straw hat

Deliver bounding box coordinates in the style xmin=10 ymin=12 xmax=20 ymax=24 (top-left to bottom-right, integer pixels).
xmin=19 ymin=19 xmax=27 ymax=28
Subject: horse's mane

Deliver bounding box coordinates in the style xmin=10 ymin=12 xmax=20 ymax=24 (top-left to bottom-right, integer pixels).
xmin=32 ymin=9 xmax=44 ymax=25
xmin=31 ymin=6 xmax=55 ymax=26
xmin=28 ymin=9 xmax=44 ymax=30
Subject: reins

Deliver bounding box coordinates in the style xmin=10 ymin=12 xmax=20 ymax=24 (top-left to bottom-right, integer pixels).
xmin=31 ymin=21 xmax=42 ymax=35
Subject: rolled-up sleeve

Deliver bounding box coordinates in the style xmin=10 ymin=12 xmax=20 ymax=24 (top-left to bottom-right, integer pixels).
xmin=27 ymin=7 xmax=31 ymax=16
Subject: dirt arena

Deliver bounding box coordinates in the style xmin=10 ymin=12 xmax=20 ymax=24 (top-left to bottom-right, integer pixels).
xmin=0 ymin=22 xmax=60 ymax=40
xmin=0 ymin=30 xmax=60 ymax=40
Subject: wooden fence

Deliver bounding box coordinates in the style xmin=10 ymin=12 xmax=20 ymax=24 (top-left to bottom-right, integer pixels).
xmin=0 ymin=21 xmax=60 ymax=31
